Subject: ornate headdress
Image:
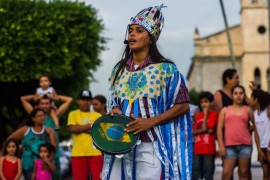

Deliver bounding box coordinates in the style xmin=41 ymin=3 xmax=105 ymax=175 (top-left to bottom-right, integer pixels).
xmin=129 ymin=4 xmax=167 ymax=41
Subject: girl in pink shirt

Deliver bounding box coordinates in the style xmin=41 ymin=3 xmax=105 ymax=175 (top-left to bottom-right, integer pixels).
xmin=31 ymin=143 xmax=56 ymax=180
xmin=217 ymin=85 xmax=254 ymax=180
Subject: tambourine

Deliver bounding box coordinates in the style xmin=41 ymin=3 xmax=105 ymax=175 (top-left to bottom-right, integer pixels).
xmin=91 ymin=114 xmax=139 ymax=155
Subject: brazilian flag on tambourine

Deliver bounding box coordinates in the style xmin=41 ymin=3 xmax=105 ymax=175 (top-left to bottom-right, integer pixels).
xmin=99 ymin=122 xmax=131 ymax=143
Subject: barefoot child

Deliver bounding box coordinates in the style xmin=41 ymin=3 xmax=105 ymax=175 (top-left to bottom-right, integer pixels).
xmin=0 ymin=139 xmax=22 ymax=180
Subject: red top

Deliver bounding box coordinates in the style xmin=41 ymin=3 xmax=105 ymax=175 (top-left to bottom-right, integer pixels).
xmin=1 ymin=157 xmax=18 ymax=180
xmin=224 ymin=106 xmax=252 ymax=146
xmin=193 ymin=110 xmax=218 ymax=155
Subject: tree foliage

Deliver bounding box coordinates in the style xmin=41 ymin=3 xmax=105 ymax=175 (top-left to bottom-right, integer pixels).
xmin=0 ymin=0 xmax=106 ymax=146
xmin=189 ymin=88 xmax=200 ymax=105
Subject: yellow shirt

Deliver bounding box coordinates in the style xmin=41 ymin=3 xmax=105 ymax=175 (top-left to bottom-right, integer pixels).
xmin=67 ymin=109 xmax=102 ymax=156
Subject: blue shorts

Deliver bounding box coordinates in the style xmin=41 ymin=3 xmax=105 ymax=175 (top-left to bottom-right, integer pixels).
xmin=225 ymin=145 xmax=252 ymax=159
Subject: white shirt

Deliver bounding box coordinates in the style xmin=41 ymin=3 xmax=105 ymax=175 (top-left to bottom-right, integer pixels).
xmin=37 ymin=87 xmax=54 ymax=96
xmin=254 ymin=108 xmax=270 ymax=148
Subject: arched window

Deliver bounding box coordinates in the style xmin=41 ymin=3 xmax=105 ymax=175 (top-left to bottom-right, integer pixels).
xmin=267 ymin=68 xmax=270 ymax=92
xmin=254 ymin=68 xmax=261 ymax=89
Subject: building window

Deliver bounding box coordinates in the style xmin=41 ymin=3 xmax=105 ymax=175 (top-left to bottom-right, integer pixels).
xmin=258 ymin=25 xmax=266 ymax=35
xmin=254 ymin=68 xmax=261 ymax=89
xmin=267 ymin=68 xmax=270 ymax=92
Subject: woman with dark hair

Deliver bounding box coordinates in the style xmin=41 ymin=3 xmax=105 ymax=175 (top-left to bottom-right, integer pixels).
xmin=250 ymin=89 xmax=270 ymax=180
xmin=92 ymin=95 xmax=107 ymax=115
xmin=104 ymin=4 xmax=192 ymax=180
xmin=7 ymin=108 xmax=57 ymax=180
xmin=213 ymin=68 xmax=240 ymax=112
xmin=217 ymin=85 xmax=254 ymax=180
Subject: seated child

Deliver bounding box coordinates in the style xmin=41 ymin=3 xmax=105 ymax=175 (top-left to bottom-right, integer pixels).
xmin=34 ymin=73 xmax=60 ymax=129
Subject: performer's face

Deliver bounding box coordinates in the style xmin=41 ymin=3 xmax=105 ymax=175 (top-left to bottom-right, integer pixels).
xmin=128 ymin=25 xmax=150 ymax=53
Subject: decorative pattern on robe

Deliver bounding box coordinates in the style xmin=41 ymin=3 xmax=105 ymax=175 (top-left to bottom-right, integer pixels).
xmin=102 ymin=62 xmax=193 ymax=180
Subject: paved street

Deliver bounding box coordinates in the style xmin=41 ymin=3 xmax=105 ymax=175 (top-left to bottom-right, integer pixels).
xmin=214 ymin=160 xmax=263 ymax=179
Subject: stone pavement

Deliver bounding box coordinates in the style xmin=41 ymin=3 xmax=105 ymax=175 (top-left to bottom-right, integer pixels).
xmin=214 ymin=161 xmax=263 ymax=180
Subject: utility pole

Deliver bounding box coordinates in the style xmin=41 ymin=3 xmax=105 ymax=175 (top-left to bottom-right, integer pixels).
xmin=268 ymin=0 xmax=270 ymax=91
xmin=219 ymin=0 xmax=235 ymax=68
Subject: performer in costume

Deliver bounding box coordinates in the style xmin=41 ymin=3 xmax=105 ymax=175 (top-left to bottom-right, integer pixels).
xmin=102 ymin=4 xmax=192 ymax=180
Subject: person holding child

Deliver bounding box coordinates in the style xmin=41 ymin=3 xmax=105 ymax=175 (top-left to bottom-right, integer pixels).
xmin=21 ymin=94 xmax=72 ymax=130
xmin=192 ymin=91 xmax=218 ymax=180
xmin=20 ymin=94 xmax=72 ymax=180
xmin=7 ymin=108 xmax=57 ymax=180
xmin=31 ymin=143 xmax=56 ymax=180
xmin=0 ymin=138 xmax=22 ymax=180
xmin=34 ymin=73 xmax=60 ymax=130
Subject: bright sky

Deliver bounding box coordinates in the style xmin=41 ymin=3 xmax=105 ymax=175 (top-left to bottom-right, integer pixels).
xmin=83 ymin=0 xmax=240 ymax=96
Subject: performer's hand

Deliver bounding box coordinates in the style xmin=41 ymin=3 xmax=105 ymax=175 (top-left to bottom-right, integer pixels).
xmin=109 ymin=106 xmax=122 ymax=116
xmin=126 ymin=114 xmax=155 ymax=134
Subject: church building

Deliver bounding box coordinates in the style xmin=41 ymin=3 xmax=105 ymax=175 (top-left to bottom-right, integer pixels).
xmin=187 ymin=0 xmax=270 ymax=95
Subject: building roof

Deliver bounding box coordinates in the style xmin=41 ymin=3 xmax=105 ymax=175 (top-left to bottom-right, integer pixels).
xmin=187 ymin=24 xmax=242 ymax=79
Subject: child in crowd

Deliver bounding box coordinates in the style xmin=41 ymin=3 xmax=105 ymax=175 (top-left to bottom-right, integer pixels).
xmin=31 ymin=143 xmax=56 ymax=180
xmin=250 ymin=89 xmax=270 ymax=179
xmin=0 ymin=138 xmax=22 ymax=180
xmin=34 ymin=73 xmax=60 ymax=129
xmin=92 ymin=95 xmax=107 ymax=115
xmin=192 ymin=91 xmax=218 ymax=180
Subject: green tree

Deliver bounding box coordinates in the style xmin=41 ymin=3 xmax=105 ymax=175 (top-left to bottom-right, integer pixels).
xmin=189 ymin=89 xmax=200 ymax=105
xmin=0 ymin=0 xmax=106 ymax=147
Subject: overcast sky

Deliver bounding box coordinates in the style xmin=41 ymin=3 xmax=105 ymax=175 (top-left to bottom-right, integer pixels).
xmin=82 ymin=0 xmax=241 ymax=96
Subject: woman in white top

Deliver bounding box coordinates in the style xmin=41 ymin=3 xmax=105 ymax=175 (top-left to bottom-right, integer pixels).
xmin=250 ymin=89 xmax=270 ymax=180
